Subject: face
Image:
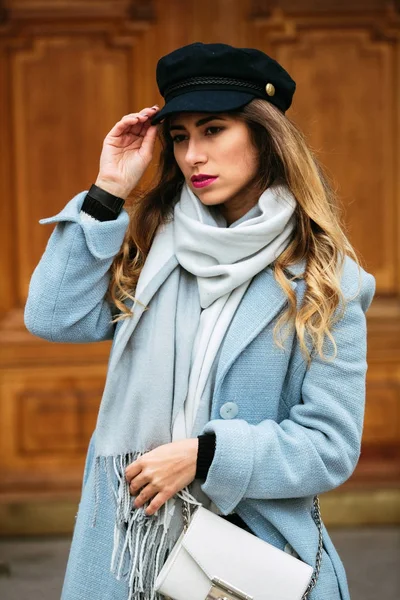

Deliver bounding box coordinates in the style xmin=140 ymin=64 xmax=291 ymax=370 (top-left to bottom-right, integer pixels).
xmin=168 ymin=112 xmax=260 ymax=225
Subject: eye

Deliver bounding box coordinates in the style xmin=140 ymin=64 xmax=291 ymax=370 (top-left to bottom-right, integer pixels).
xmin=171 ymin=126 xmax=224 ymax=144
xmin=205 ymin=126 xmax=223 ymax=136
xmin=171 ymin=134 xmax=187 ymax=144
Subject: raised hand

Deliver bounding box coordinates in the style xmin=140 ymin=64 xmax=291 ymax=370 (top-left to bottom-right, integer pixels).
xmin=95 ymin=105 xmax=161 ymax=199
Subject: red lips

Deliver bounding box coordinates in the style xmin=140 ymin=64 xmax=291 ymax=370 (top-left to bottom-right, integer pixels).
xmin=191 ymin=174 xmax=217 ymax=182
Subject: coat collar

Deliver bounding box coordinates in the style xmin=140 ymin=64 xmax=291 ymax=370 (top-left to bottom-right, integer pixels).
xmin=214 ymin=258 xmax=307 ymax=395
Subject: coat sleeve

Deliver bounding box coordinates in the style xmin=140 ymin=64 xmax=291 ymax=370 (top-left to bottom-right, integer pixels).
xmin=24 ymin=191 xmax=130 ymax=343
xmin=200 ymin=262 xmax=376 ymax=515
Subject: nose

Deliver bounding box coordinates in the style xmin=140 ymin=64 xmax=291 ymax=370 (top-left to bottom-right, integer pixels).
xmin=184 ymin=138 xmax=207 ymax=167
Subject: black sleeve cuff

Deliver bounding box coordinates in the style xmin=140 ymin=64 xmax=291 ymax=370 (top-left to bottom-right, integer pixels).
xmin=195 ymin=433 xmax=216 ymax=480
xmin=81 ymin=184 xmax=125 ymax=221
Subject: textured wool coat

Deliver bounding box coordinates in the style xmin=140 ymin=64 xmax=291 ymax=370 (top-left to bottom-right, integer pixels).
xmin=24 ymin=191 xmax=376 ymax=600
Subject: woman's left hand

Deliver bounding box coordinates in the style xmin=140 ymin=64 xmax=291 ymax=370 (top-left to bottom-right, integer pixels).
xmin=125 ymin=439 xmax=199 ymax=516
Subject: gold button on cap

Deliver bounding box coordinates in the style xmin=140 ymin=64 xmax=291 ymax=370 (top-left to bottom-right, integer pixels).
xmin=265 ymin=83 xmax=275 ymax=96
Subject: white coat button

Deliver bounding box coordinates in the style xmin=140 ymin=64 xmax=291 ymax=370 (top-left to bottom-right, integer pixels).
xmin=219 ymin=402 xmax=239 ymax=419
xmin=284 ymin=543 xmax=300 ymax=559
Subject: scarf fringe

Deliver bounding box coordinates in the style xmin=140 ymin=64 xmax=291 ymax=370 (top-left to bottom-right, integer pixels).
xmin=92 ymin=453 xmax=202 ymax=600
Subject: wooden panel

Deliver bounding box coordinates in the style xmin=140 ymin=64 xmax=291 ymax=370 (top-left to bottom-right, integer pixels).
xmin=0 ymin=365 xmax=106 ymax=492
xmin=20 ymin=391 xmax=82 ymax=454
xmin=354 ymin=362 xmax=400 ymax=482
xmin=11 ymin=35 xmax=132 ymax=302
xmin=250 ymin=27 xmax=396 ymax=293
xmin=363 ymin=382 xmax=400 ymax=444
xmin=0 ymin=4 xmax=159 ymax=320
xmin=19 ymin=386 xmax=101 ymax=454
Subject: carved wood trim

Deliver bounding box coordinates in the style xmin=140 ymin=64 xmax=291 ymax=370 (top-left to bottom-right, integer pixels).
xmin=3 ymin=1 xmax=155 ymax=22
xmin=0 ymin=308 xmax=113 ymax=368
xmin=3 ymin=487 xmax=400 ymax=532
xmin=0 ymin=17 xmax=154 ymax=44
xmin=248 ymin=4 xmax=400 ymax=42
xmin=250 ymin=0 xmax=400 ymax=19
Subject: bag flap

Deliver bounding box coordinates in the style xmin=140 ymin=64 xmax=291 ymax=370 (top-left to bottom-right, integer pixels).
xmin=182 ymin=507 xmax=314 ymax=600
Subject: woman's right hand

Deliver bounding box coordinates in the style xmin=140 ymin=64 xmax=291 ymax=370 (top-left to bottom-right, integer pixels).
xmin=95 ymin=105 xmax=161 ymax=199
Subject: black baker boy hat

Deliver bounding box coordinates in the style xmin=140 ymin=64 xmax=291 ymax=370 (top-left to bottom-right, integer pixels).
xmin=151 ymin=42 xmax=296 ymax=126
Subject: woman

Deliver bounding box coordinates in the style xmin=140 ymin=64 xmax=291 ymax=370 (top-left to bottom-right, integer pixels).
xmin=25 ymin=42 xmax=375 ymax=600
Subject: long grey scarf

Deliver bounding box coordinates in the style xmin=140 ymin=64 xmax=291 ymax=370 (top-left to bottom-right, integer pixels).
xmin=92 ymin=181 xmax=297 ymax=600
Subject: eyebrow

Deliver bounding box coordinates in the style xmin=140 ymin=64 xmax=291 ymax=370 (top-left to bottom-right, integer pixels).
xmin=168 ymin=115 xmax=227 ymax=132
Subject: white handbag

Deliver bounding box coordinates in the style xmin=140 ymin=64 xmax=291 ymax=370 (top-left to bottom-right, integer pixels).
xmin=154 ymin=496 xmax=323 ymax=600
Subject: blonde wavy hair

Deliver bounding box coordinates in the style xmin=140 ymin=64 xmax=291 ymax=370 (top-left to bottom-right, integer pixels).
xmin=107 ymin=98 xmax=362 ymax=367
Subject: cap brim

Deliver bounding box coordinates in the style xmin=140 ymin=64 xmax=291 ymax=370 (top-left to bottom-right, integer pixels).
xmin=150 ymin=90 xmax=255 ymax=125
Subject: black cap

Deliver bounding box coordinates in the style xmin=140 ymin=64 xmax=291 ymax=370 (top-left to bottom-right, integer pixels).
xmin=151 ymin=42 xmax=296 ymax=125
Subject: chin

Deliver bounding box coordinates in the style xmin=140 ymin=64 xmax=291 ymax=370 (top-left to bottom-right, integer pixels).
xmin=190 ymin=184 xmax=231 ymax=207
xmin=196 ymin=194 xmax=227 ymax=207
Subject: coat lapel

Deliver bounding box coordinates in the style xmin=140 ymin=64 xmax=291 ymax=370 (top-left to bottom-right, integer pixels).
xmin=214 ymin=260 xmax=306 ymax=397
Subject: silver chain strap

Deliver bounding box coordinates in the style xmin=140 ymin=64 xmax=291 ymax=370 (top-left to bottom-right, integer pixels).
xmin=182 ymin=496 xmax=193 ymax=533
xmin=302 ymin=495 xmax=323 ymax=599
xmin=181 ymin=494 xmax=323 ymax=599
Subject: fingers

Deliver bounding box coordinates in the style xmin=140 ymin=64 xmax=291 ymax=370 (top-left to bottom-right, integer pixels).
xmin=125 ymin=106 xmax=159 ymax=117
xmin=121 ymin=106 xmax=159 ymax=120
xmin=128 ymin=471 xmax=148 ymax=495
xmin=127 ymin=468 xmax=172 ymax=516
xmin=133 ymin=484 xmax=171 ymax=517
xmin=133 ymin=483 xmax=159 ymax=509
xmin=145 ymin=492 xmax=169 ymax=516
xmin=110 ymin=106 xmax=160 ymax=137
xmin=140 ymin=119 xmax=159 ymax=152
xmin=125 ymin=460 xmax=142 ymax=483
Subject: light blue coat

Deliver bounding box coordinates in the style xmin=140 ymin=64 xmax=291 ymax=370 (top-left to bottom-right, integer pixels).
xmin=25 ymin=191 xmax=376 ymax=600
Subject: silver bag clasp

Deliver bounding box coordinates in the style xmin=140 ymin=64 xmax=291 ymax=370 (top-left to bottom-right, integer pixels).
xmin=206 ymin=577 xmax=253 ymax=600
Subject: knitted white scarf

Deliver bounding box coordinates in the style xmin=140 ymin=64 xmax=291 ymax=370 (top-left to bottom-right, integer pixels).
xmin=92 ymin=181 xmax=297 ymax=599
